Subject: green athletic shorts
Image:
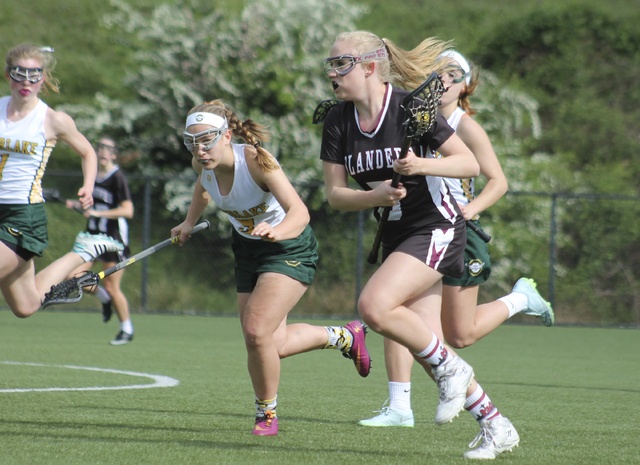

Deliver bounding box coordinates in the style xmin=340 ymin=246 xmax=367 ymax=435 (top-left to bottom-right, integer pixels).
xmin=0 ymin=203 xmax=48 ymax=259
xmin=442 ymin=219 xmax=491 ymax=287
xmin=231 ymin=224 xmax=319 ymax=293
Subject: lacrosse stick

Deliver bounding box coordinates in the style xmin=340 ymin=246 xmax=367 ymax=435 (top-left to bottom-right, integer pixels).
xmin=367 ymin=72 xmax=445 ymax=264
xmin=312 ymin=99 xmax=340 ymax=125
xmin=42 ymin=188 xmax=66 ymax=204
xmin=42 ymin=188 xmax=84 ymax=214
xmin=466 ymin=220 xmax=492 ymax=243
xmin=41 ymin=220 xmax=210 ymax=309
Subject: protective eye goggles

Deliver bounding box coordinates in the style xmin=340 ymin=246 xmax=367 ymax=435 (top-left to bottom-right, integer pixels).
xmin=183 ymin=128 xmax=225 ymax=152
xmin=183 ymin=112 xmax=228 ymax=152
xmin=440 ymin=68 xmax=468 ymax=85
xmin=323 ymin=47 xmax=388 ymax=77
xmin=9 ymin=66 xmax=44 ymax=84
xmin=96 ymin=142 xmax=118 ymax=154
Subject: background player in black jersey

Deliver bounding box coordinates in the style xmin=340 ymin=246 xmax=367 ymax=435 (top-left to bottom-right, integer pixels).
xmin=320 ymin=30 xmax=482 ymax=429
xmin=66 ymin=136 xmax=135 ymax=345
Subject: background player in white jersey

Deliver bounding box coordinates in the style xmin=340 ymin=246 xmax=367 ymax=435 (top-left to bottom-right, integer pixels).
xmin=319 ymin=30 xmax=481 ymax=432
xmin=66 ymin=136 xmax=135 ymax=345
xmin=356 ymin=50 xmax=554 ymax=459
xmin=0 ymin=44 xmax=122 ymax=318
xmin=171 ymin=100 xmax=372 ymax=437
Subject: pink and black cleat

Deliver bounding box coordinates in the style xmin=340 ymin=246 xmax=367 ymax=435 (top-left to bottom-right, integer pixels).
xmin=252 ymin=410 xmax=278 ymax=436
xmin=343 ymin=320 xmax=372 ymax=377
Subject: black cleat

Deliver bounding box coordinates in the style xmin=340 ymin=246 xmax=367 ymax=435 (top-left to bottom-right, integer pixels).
xmin=110 ymin=330 xmax=133 ymax=346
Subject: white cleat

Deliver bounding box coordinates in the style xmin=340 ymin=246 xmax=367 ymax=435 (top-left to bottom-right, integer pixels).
xmin=72 ymin=232 xmax=124 ymax=262
xmin=433 ymin=356 xmax=474 ymax=425
xmin=464 ymin=416 xmax=520 ymax=460
xmin=513 ymin=277 xmax=555 ymax=326
xmin=358 ymin=403 xmax=414 ymax=427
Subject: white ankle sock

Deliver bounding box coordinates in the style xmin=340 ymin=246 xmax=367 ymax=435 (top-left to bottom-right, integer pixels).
xmin=388 ymin=382 xmax=412 ymax=412
xmin=415 ymin=335 xmax=449 ymax=367
xmin=498 ymin=293 xmax=529 ymax=318
xmin=255 ymin=396 xmax=277 ymax=415
xmin=323 ymin=326 xmax=352 ymax=351
xmin=465 ymin=383 xmax=501 ymax=421
xmin=120 ymin=320 xmax=133 ymax=335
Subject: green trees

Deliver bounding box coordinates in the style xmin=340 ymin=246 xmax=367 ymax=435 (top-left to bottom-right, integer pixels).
xmin=66 ymin=0 xmax=363 ymax=174
xmin=477 ymin=4 xmax=640 ymax=192
xmin=64 ymin=0 xmax=543 ymax=212
xmin=473 ymin=4 xmax=640 ymax=323
xmin=3 ymin=0 xmax=637 ymax=321
xmin=61 ymin=0 xmax=366 ymax=221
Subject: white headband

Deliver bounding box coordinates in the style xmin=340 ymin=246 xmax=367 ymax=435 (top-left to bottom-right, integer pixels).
xmin=185 ymin=112 xmax=227 ymax=130
xmin=439 ymin=50 xmax=471 ymax=85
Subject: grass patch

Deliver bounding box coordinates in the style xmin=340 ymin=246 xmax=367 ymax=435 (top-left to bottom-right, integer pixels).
xmin=0 ymin=312 xmax=638 ymax=464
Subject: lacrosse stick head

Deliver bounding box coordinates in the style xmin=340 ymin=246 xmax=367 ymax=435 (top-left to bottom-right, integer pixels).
xmin=312 ymin=99 xmax=340 ymax=125
xmin=41 ymin=272 xmax=100 ymax=309
xmin=401 ymin=72 xmax=445 ymax=138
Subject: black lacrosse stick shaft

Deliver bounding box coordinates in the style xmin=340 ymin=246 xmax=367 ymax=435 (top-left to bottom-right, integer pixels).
xmin=366 ymin=73 xmax=444 ymax=265
xmin=366 ymin=136 xmax=413 ymax=264
xmin=466 ymin=220 xmax=492 ymax=243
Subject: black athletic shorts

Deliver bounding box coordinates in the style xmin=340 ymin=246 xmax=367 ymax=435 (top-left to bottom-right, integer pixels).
xmin=382 ymin=216 xmax=467 ymax=278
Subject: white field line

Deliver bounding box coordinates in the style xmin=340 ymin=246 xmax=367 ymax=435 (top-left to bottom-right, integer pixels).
xmin=0 ymin=361 xmax=179 ymax=392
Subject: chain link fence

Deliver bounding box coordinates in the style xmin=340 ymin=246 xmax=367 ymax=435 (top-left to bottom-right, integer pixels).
xmin=3 ymin=172 xmax=638 ymax=327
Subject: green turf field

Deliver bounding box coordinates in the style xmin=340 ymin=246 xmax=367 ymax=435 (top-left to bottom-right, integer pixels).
xmin=1 ymin=311 xmax=638 ymax=464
